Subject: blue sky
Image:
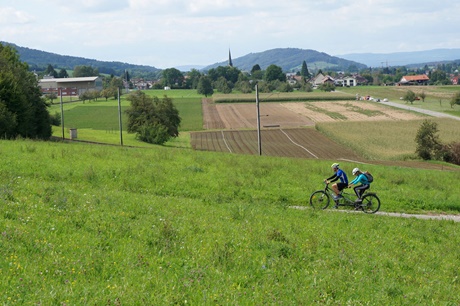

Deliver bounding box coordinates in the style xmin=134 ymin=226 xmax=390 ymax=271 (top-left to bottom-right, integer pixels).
xmin=1 ymin=0 xmax=460 ymax=69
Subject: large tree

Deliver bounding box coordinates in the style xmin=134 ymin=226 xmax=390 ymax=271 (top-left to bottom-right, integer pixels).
xmin=44 ymin=64 xmax=58 ymax=78
xmin=300 ymin=60 xmax=311 ymax=79
xmin=162 ymin=68 xmax=184 ymax=88
xmin=185 ymin=69 xmax=202 ymax=89
xmin=73 ymin=65 xmax=99 ymax=77
xmin=58 ymin=68 xmax=69 ymax=78
xmin=264 ymin=64 xmax=286 ymax=82
xmin=197 ymin=76 xmax=214 ymax=97
xmin=125 ymin=91 xmax=181 ymax=145
xmin=0 ymin=43 xmax=51 ymax=139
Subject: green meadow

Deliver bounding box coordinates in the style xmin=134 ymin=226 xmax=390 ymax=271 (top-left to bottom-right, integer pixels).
xmin=1 ymin=139 xmax=459 ymax=304
xmin=48 ymin=89 xmax=203 ymax=148
xmin=2 ymin=87 xmax=460 ymax=304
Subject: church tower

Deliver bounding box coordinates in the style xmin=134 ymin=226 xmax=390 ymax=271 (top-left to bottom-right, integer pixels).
xmin=228 ymin=49 xmax=233 ymax=67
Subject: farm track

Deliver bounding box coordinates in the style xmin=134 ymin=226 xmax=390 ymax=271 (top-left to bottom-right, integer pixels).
xmin=290 ymin=206 xmax=460 ymax=222
xmin=192 ymin=98 xmax=460 ymax=172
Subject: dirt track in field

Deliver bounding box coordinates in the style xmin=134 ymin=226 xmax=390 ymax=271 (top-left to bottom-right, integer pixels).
xmin=193 ymin=99 xmax=459 ymax=171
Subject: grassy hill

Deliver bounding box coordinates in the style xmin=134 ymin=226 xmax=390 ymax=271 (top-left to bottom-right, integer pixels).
xmin=2 ymin=41 xmax=161 ymax=78
xmin=1 ymin=138 xmax=459 ymax=304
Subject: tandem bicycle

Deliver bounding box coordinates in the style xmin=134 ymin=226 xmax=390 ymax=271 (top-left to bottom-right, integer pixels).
xmin=309 ymin=182 xmax=381 ymax=214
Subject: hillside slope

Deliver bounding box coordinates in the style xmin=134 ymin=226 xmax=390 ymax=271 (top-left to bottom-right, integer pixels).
xmin=1 ymin=41 xmax=161 ymax=78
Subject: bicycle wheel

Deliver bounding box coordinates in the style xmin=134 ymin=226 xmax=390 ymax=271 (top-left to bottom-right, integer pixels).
xmin=361 ymin=194 xmax=380 ymax=214
xmin=309 ymin=190 xmax=330 ymax=209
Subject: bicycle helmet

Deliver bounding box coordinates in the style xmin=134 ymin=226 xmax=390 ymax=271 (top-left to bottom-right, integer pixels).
xmin=352 ymin=167 xmax=360 ymax=175
xmin=331 ymin=163 xmax=339 ymax=169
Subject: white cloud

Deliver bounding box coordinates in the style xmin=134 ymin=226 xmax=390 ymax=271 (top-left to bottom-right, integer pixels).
xmin=0 ymin=7 xmax=34 ymax=24
xmin=2 ymin=1 xmax=460 ymax=67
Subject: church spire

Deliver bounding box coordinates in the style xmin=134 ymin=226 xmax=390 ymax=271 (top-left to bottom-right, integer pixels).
xmin=228 ymin=49 xmax=233 ymax=67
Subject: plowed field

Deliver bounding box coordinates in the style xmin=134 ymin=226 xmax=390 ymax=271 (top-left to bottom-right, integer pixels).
xmin=191 ymin=128 xmax=364 ymax=160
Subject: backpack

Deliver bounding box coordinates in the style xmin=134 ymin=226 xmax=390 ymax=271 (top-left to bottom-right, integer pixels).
xmin=364 ymin=171 xmax=374 ymax=183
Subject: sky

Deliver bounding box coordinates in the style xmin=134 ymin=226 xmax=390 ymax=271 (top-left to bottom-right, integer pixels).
xmin=1 ymin=0 xmax=460 ymax=69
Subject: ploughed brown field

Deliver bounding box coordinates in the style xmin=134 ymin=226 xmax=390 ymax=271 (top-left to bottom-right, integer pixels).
xmin=191 ymin=99 xmax=457 ymax=171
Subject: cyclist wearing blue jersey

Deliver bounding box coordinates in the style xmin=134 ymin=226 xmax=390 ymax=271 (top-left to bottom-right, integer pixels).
xmin=348 ymin=167 xmax=370 ymax=203
xmin=324 ymin=163 xmax=348 ymax=200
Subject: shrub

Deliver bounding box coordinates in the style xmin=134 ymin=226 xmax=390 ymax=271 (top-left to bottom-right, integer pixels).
xmin=415 ymin=120 xmax=441 ymax=160
xmin=440 ymin=142 xmax=460 ymax=165
xmin=50 ymin=111 xmax=61 ymax=126
xmin=137 ymin=123 xmax=170 ymax=144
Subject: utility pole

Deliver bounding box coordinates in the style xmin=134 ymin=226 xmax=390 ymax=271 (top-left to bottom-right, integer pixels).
xmin=255 ymin=84 xmax=261 ymax=156
xmin=117 ymin=88 xmax=123 ymax=146
xmin=60 ymin=88 xmax=64 ymax=139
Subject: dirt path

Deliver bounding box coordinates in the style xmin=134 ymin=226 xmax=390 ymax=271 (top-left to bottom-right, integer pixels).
xmin=379 ymin=100 xmax=460 ymax=121
xmin=291 ymin=206 xmax=460 ymax=222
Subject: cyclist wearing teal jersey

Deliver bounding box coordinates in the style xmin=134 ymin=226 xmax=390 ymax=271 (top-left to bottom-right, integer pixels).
xmin=348 ymin=167 xmax=370 ymax=203
xmin=324 ymin=163 xmax=348 ymax=200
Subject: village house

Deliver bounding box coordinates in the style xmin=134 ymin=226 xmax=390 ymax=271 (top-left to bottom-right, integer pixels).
xmin=311 ymin=72 xmax=335 ymax=87
xmin=334 ymin=74 xmax=368 ymax=87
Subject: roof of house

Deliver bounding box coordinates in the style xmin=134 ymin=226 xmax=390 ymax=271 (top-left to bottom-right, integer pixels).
xmin=400 ymin=75 xmax=430 ymax=82
xmin=39 ymin=77 xmax=100 ymax=83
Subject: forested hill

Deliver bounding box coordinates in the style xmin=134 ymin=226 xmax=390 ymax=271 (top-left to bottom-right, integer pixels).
xmin=2 ymin=42 xmax=161 ymax=78
xmin=204 ymin=48 xmax=367 ymax=72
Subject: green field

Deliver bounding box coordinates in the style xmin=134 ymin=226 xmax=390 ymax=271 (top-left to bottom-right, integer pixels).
xmin=48 ymin=89 xmax=203 ymax=147
xmin=1 ymin=139 xmax=459 ymax=304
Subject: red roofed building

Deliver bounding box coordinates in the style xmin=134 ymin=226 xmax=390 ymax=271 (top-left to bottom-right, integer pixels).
xmin=399 ymin=74 xmax=430 ymax=85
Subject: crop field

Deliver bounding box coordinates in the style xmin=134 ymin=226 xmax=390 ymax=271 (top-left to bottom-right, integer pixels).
xmin=201 ymin=98 xmax=314 ymax=130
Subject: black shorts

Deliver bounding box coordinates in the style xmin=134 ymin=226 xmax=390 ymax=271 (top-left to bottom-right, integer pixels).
xmin=337 ymin=183 xmax=348 ymax=191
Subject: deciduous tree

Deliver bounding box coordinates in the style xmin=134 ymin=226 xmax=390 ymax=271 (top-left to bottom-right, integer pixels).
xmin=0 ymin=43 xmax=51 ymax=139
xmin=403 ymin=90 xmax=417 ymax=104
xmin=73 ymin=65 xmax=99 ymax=77
xmin=125 ymin=91 xmax=181 ymax=145
xmin=264 ymin=64 xmax=286 ymax=82
xmin=197 ymin=76 xmax=214 ymax=97
xmin=415 ymin=120 xmax=441 ymax=160
xmin=162 ymin=68 xmax=184 ymax=88
xmin=450 ymin=91 xmax=460 ymax=108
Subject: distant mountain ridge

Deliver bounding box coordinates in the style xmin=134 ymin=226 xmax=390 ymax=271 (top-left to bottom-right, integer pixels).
xmin=336 ymin=49 xmax=460 ymax=68
xmin=204 ymin=48 xmax=367 ymax=72
xmin=1 ymin=41 xmax=161 ymax=78
xmin=4 ymin=41 xmax=460 ymax=76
